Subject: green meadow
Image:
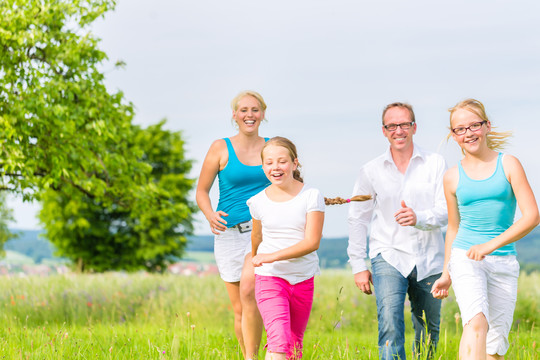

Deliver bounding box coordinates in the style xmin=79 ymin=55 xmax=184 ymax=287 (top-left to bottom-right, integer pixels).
xmin=0 ymin=270 xmax=538 ymax=359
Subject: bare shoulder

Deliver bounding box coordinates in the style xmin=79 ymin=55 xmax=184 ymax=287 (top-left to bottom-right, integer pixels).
xmin=502 ymin=154 xmax=522 ymax=169
xmin=443 ymin=166 xmax=459 ymax=192
xmin=502 ymin=154 xmax=525 ymax=181
xmin=444 ymin=165 xmax=458 ymax=180
xmin=202 ymin=139 xmax=228 ymax=171
xmin=208 ymin=138 xmax=227 ymax=154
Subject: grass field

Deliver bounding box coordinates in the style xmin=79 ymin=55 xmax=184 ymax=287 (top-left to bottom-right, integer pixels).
xmin=0 ymin=270 xmax=538 ymax=359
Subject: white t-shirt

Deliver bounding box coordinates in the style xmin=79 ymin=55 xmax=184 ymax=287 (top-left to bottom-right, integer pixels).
xmin=247 ymin=185 xmax=325 ymax=285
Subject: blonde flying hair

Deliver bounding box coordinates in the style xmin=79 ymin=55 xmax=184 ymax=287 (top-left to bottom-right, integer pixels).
xmin=448 ymin=98 xmax=512 ymax=152
xmin=262 ymin=137 xmax=372 ymax=205
xmin=230 ymin=90 xmax=268 ymax=123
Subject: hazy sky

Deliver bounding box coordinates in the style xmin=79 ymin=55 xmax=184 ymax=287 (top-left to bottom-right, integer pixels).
xmin=9 ymin=0 xmax=540 ymax=237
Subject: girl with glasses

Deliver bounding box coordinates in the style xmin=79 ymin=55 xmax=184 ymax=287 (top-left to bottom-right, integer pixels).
xmin=431 ymin=98 xmax=539 ymax=360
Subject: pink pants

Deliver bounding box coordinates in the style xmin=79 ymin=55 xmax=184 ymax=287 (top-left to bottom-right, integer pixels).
xmin=255 ymin=275 xmax=314 ymax=359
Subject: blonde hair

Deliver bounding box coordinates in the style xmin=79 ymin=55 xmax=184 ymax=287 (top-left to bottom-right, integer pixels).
xmin=230 ymin=90 xmax=267 ymax=122
xmin=262 ymin=136 xmax=303 ymax=183
xmin=382 ymin=102 xmax=415 ymax=125
xmin=448 ymin=98 xmax=512 ymax=151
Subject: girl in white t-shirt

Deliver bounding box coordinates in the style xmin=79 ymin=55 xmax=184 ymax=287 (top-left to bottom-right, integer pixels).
xmin=247 ymin=136 xmax=325 ymax=360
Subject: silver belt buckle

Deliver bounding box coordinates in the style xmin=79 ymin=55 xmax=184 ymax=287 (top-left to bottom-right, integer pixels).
xmin=237 ymin=221 xmax=252 ymax=233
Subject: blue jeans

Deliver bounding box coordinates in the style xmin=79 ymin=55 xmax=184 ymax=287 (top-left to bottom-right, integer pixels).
xmin=371 ymin=254 xmax=441 ymax=360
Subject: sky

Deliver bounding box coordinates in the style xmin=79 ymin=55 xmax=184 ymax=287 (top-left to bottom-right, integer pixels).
xmin=8 ymin=0 xmax=540 ymax=237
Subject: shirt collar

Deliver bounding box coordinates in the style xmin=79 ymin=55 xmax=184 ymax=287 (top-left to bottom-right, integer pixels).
xmin=383 ymin=143 xmax=426 ymax=166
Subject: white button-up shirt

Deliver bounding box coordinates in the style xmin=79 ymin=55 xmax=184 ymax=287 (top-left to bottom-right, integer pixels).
xmin=348 ymin=144 xmax=448 ymax=281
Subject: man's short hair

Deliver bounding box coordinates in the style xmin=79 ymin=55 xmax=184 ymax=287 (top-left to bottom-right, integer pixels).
xmin=382 ymin=102 xmax=415 ymax=125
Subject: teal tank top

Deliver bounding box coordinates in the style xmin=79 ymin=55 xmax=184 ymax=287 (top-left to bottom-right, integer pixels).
xmin=216 ymin=138 xmax=270 ymax=227
xmin=453 ymin=153 xmax=517 ymax=256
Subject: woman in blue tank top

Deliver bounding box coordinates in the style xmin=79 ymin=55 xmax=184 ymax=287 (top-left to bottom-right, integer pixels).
xmin=196 ymin=90 xmax=270 ymax=360
xmin=432 ymin=99 xmax=539 ymax=360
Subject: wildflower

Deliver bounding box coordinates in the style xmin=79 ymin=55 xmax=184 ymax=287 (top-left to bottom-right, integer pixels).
xmin=191 ymin=324 xmax=196 ymax=330
xmin=186 ymin=312 xmax=190 ymax=317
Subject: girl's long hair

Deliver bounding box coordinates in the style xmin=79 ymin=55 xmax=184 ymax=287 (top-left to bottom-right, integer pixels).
xmin=324 ymin=195 xmax=372 ymax=205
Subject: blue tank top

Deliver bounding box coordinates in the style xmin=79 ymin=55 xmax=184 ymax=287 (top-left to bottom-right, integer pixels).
xmin=453 ymin=153 xmax=517 ymax=256
xmin=216 ymin=138 xmax=271 ymax=227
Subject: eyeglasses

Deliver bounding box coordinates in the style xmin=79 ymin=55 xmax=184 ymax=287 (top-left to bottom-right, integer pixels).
xmin=452 ymin=121 xmax=487 ymax=135
xmin=383 ymin=121 xmax=415 ymax=131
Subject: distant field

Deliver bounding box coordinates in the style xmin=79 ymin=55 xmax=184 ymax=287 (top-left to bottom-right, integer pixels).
xmin=0 ymin=270 xmax=538 ymax=359
xmin=1 ymin=250 xmax=35 ymax=265
xmin=5 ymin=227 xmax=540 ymax=271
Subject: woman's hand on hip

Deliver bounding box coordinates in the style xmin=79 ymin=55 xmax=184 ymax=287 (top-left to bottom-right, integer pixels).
xmin=208 ymin=211 xmax=228 ymax=234
xmin=466 ymin=243 xmax=492 ymax=261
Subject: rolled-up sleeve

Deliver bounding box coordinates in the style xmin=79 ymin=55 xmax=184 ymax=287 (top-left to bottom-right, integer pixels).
xmin=347 ymin=167 xmax=375 ymax=274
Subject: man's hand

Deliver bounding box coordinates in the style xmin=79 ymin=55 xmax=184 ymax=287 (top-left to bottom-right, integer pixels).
xmin=354 ymin=270 xmax=373 ymax=295
xmin=394 ymin=200 xmax=417 ymax=226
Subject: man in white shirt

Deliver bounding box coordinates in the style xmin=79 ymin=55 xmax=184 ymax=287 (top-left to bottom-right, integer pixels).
xmin=348 ymin=102 xmax=448 ymax=360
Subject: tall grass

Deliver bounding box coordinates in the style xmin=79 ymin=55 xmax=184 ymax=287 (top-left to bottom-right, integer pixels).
xmin=0 ymin=271 xmax=538 ymax=359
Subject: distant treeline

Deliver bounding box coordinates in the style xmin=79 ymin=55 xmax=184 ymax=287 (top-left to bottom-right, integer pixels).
xmin=4 ymin=230 xmax=54 ymax=263
xmin=185 ymin=227 xmax=540 ymax=272
xmin=185 ymin=235 xmax=352 ymax=269
xmin=5 ymin=227 xmax=540 ymax=272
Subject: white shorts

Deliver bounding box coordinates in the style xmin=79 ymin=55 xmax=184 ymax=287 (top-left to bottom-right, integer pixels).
xmin=214 ymin=225 xmax=252 ymax=283
xmin=449 ymin=248 xmax=519 ymax=355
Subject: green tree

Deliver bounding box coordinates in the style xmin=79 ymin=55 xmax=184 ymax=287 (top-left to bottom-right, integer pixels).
xmin=0 ymin=0 xmax=146 ymax=201
xmin=40 ymin=122 xmax=195 ymax=272
xmin=0 ymin=193 xmax=18 ymax=257
xmin=1 ymin=0 xmax=196 ymax=270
